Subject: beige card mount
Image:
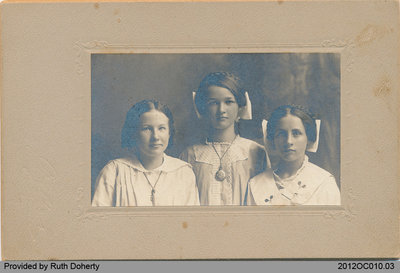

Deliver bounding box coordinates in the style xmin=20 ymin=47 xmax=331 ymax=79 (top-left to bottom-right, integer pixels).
xmin=1 ymin=0 xmax=399 ymax=259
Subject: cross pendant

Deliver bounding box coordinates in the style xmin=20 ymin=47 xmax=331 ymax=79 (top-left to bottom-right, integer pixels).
xmin=150 ymin=189 xmax=155 ymax=205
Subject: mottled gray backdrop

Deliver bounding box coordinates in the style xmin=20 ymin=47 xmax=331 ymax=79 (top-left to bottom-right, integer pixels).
xmin=91 ymin=53 xmax=340 ymax=197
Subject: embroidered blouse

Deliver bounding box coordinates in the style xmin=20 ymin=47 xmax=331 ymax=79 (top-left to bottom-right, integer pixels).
xmin=92 ymin=154 xmax=200 ymax=206
xmin=247 ymin=156 xmax=340 ymax=205
xmin=180 ymin=136 xmax=266 ymax=206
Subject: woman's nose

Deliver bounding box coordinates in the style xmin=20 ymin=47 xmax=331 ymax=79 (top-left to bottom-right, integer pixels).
xmin=218 ymin=102 xmax=226 ymax=113
xmin=286 ymin=134 xmax=293 ymax=145
xmin=152 ymin=129 xmax=160 ymax=140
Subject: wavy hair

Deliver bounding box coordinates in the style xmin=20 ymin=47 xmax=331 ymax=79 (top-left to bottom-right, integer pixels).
xmin=194 ymin=72 xmax=247 ymax=116
xmin=121 ymin=99 xmax=175 ymax=149
xmin=266 ymin=105 xmax=317 ymax=147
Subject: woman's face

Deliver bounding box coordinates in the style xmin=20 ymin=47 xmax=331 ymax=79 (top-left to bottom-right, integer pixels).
xmin=204 ymin=85 xmax=239 ymax=131
xmin=136 ymin=110 xmax=170 ymax=159
xmin=273 ymin=114 xmax=308 ymax=166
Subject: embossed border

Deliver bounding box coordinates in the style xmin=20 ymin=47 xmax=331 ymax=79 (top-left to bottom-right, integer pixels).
xmin=2 ymin=0 xmax=398 ymax=260
xmin=73 ymin=41 xmax=354 ymax=222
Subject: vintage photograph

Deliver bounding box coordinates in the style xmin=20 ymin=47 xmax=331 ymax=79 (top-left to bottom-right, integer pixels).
xmin=91 ymin=53 xmax=340 ymax=206
xmin=2 ymin=0 xmax=398 ymax=261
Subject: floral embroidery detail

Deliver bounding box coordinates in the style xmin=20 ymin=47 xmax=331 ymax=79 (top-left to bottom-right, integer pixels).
xmin=297 ymin=181 xmax=306 ymax=189
xmin=264 ymin=195 xmax=274 ymax=203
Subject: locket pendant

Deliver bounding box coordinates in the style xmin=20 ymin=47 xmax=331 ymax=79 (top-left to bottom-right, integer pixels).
xmin=215 ymin=166 xmax=226 ymax=181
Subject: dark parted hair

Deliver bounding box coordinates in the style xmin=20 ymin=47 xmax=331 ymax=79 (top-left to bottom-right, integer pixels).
xmin=121 ymin=99 xmax=175 ymax=149
xmin=194 ymin=72 xmax=247 ymax=116
xmin=266 ymin=105 xmax=317 ymax=147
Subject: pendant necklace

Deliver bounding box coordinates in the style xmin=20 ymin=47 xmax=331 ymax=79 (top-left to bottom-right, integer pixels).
xmin=143 ymin=172 xmax=162 ymax=206
xmin=211 ymin=138 xmax=235 ymax=181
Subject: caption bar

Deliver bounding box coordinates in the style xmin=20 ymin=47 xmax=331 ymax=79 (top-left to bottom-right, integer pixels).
xmin=3 ymin=262 xmax=100 ymax=271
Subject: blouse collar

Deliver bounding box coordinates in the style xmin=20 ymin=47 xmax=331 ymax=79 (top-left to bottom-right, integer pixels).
xmin=273 ymin=155 xmax=309 ymax=185
xmin=205 ymin=135 xmax=238 ymax=145
xmin=193 ymin=135 xmax=249 ymax=163
xmin=117 ymin=153 xmax=189 ymax=173
xmin=271 ymin=156 xmax=318 ymax=204
xmin=251 ymin=156 xmax=330 ymax=205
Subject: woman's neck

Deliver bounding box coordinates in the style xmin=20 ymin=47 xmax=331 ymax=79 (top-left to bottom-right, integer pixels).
xmin=208 ymin=126 xmax=236 ymax=142
xmin=275 ymin=156 xmax=305 ymax=179
xmin=137 ymin=153 xmax=164 ymax=170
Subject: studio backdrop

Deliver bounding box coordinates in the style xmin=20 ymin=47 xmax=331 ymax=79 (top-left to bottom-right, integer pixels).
xmin=91 ymin=53 xmax=340 ymax=199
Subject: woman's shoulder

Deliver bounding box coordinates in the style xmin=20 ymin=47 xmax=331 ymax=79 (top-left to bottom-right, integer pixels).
xmin=249 ymin=170 xmax=275 ymax=186
xmin=163 ymin=154 xmax=193 ymax=172
xmin=163 ymin=155 xmax=197 ymax=185
xmin=236 ymin=136 xmax=264 ymax=150
xmin=100 ymin=159 xmax=121 ymax=171
xmin=298 ymin=159 xmax=338 ymax=194
xmin=182 ymin=142 xmax=207 ymax=151
xmin=300 ymin=160 xmax=340 ymax=205
xmin=180 ymin=143 xmax=206 ymax=156
xmin=97 ymin=158 xmax=138 ymax=178
xmin=95 ymin=159 xmax=122 ymax=184
xmin=248 ymin=170 xmax=277 ymax=205
xmin=303 ymin=160 xmax=335 ymax=181
xmin=104 ymin=155 xmax=192 ymax=174
xmin=232 ymin=137 xmax=265 ymax=158
xmin=235 ymin=137 xmax=266 ymax=162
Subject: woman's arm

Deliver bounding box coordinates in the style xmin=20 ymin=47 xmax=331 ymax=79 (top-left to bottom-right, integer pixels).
xmin=244 ymin=181 xmax=256 ymax=206
xmin=313 ymin=175 xmax=341 ymax=205
xmin=182 ymin=166 xmax=200 ymax=206
xmin=91 ymin=161 xmax=117 ymax=206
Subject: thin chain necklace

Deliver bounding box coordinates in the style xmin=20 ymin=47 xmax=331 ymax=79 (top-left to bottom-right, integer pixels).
xmin=210 ymin=137 xmax=235 ymax=181
xmin=143 ymin=172 xmax=162 ymax=206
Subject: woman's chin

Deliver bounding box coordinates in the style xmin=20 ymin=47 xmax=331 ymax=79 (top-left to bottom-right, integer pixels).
xmin=280 ymin=155 xmax=301 ymax=163
xmin=139 ymin=149 xmax=165 ymax=159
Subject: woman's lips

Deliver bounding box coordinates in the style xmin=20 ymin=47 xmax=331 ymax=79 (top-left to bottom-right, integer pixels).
xmin=149 ymin=144 xmax=163 ymax=148
xmin=283 ymin=149 xmax=295 ymax=153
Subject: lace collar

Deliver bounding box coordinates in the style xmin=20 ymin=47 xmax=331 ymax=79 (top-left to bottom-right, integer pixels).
xmin=273 ymin=156 xmax=309 ymax=187
xmin=193 ymin=135 xmax=250 ymax=164
xmin=205 ymin=135 xmax=238 ymax=145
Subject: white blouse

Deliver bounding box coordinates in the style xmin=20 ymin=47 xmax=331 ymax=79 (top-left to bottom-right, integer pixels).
xmin=180 ymin=136 xmax=266 ymax=206
xmin=92 ymin=154 xmax=200 ymax=206
xmin=247 ymin=156 xmax=340 ymax=205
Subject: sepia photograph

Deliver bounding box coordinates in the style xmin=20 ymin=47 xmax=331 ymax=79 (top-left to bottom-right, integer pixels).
xmin=91 ymin=53 xmax=341 ymax=207
xmin=1 ymin=0 xmax=398 ymax=260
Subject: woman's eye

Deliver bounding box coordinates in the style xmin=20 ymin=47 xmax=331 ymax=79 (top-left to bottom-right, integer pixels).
xmin=141 ymin=127 xmax=151 ymax=131
xmin=207 ymin=101 xmax=218 ymax=106
xmin=292 ymin=130 xmax=302 ymax=136
xmin=159 ymin=126 xmax=167 ymax=131
xmin=226 ymin=100 xmax=236 ymax=105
